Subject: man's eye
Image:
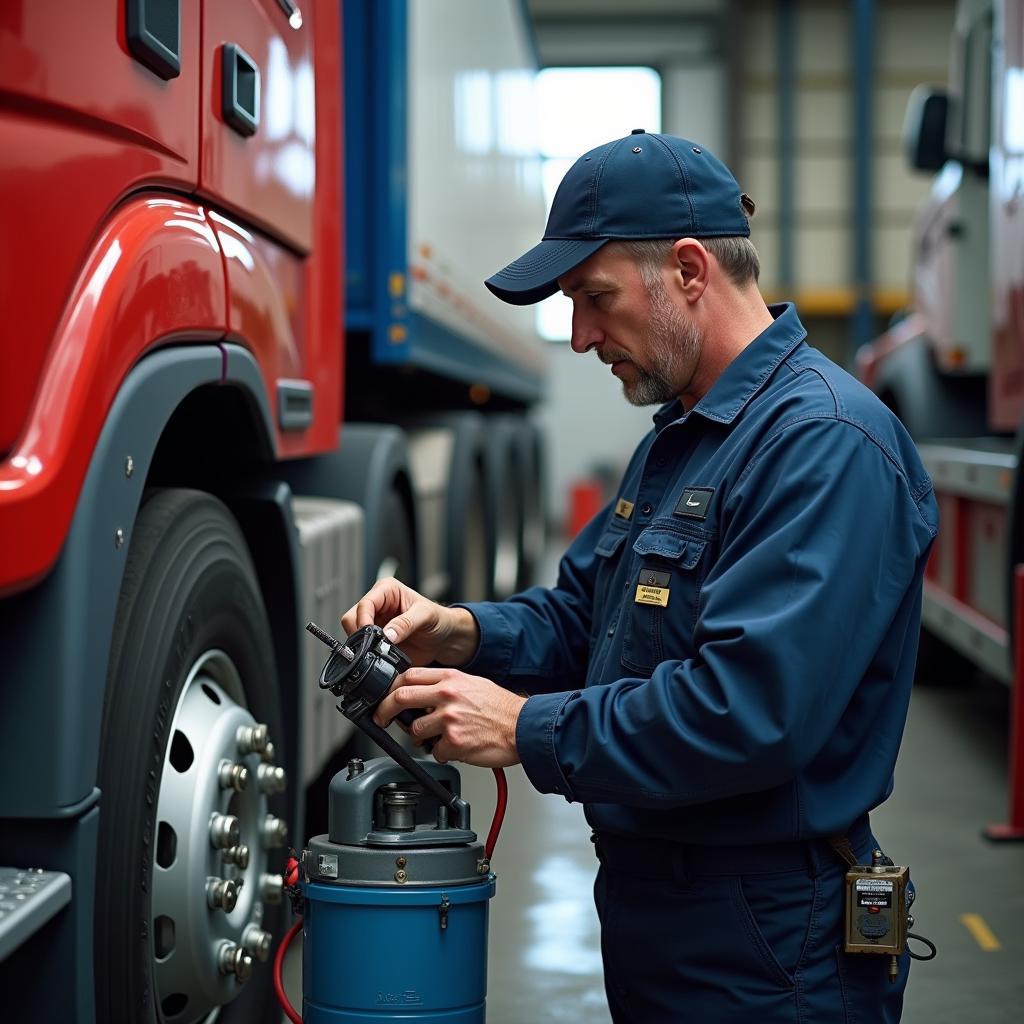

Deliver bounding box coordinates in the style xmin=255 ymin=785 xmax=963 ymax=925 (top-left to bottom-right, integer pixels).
xmin=586 ymin=292 xmax=603 ymax=304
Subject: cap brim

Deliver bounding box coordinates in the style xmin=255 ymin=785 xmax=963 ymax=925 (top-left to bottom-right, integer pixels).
xmin=485 ymin=238 xmax=608 ymax=306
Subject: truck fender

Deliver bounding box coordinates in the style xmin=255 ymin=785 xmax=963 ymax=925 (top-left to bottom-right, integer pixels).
xmin=0 ymin=340 xmax=300 ymax=818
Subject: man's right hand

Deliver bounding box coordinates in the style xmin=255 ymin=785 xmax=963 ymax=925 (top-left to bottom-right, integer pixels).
xmin=340 ymin=578 xmax=480 ymax=669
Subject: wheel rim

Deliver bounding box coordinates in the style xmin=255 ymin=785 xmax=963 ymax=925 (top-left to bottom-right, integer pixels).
xmin=150 ymin=650 xmax=287 ymax=1022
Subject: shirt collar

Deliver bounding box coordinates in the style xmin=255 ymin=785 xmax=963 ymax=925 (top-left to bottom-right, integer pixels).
xmin=652 ymin=302 xmax=807 ymax=431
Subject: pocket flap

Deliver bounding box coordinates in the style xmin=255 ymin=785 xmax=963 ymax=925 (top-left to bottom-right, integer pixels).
xmin=594 ymin=524 xmax=629 ymax=557
xmin=632 ymin=526 xmax=706 ymax=569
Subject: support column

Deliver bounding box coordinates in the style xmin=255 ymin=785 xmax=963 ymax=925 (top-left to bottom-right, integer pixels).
xmin=851 ymin=0 xmax=876 ymax=354
xmin=985 ymin=564 xmax=1024 ymax=840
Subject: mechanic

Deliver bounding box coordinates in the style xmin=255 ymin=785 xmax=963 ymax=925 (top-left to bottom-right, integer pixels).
xmin=342 ymin=131 xmax=938 ymax=1022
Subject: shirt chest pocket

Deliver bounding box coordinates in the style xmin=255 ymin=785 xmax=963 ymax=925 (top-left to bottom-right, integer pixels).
xmin=621 ymin=523 xmax=710 ymax=675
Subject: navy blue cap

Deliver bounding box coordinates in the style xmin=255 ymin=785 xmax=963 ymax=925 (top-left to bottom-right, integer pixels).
xmin=486 ymin=131 xmax=749 ymax=305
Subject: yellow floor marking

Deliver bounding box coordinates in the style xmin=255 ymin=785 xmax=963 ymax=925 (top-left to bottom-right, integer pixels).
xmin=959 ymin=913 xmax=1001 ymax=951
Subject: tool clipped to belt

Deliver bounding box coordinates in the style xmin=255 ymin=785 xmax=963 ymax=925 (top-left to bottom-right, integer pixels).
xmin=829 ymin=837 xmax=937 ymax=983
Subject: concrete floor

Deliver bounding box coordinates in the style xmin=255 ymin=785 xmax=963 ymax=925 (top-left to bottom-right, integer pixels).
xmin=281 ymin=550 xmax=1024 ymax=1022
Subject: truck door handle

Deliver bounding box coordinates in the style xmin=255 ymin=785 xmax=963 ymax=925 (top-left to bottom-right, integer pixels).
xmin=222 ymin=43 xmax=260 ymax=137
xmin=126 ymin=0 xmax=181 ymax=80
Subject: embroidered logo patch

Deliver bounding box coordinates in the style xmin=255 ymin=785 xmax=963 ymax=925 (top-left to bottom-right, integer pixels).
xmin=635 ymin=568 xmax=671 ymax=607
xmin=674 ymin=487 xmax=714 ymax=520
xmin=614 ymin=498 xmax=635 ymax=520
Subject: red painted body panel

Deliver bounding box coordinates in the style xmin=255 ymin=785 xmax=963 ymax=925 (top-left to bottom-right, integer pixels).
xmin=0 ymin=0 xmax=343 ymax=594
xmin=210 ymin=0 xmax=342 ymax=460
xmin=0 ymin=197 xmax=227 ymax=594
xmin=991 ymin=0 xmax=1024 ymax=431
xmin=0 ymin=0 xmax=200 ymax=456
xmin=199 ymin=0 xmax=315 ymax=254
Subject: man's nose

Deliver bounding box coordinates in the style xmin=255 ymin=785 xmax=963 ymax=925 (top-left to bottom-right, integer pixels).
xmin=569 ymin=308 xmax=603 ymax=354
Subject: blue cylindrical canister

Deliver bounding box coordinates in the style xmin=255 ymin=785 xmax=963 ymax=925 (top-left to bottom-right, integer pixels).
xmin=302 ymin=878 xmax=497 ymax=1022
xmin=301 ymin=757 xmax=498 ymax=1023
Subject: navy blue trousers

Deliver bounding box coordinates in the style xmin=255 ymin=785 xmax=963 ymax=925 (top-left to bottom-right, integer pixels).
xmin=592 ymin=826 xmax=909 ymax=1023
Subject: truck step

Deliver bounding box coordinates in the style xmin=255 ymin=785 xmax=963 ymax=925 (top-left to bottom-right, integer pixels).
xmin=0 ymin=867 xmax=71 ymax=962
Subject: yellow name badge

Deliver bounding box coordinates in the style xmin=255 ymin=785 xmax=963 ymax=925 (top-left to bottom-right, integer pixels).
xmin=615 ymin=498 xmax=635 ymax=520
xmin=635 ymin=584 xmax=669 ymax=607
xmin=634 ymin=568 xmax=671 ymax=607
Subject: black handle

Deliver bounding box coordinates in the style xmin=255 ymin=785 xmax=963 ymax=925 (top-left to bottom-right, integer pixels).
xmin=126 ymin=0 xmax=180 ymax=80
xmin=348 ymin=711 xmax=468 ymax=829
xmin=222 ymin=43 xmax=260 ymax=137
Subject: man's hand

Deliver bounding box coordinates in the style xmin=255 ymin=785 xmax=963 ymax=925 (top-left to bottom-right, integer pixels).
xmin=373 ymin=667 xmax=526 ymax=769
xmin=340 ymin=577 xmax=479 ymax=668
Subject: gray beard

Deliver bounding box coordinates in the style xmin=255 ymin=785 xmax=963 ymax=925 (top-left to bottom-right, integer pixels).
xmin=623 ymin=285 xmax=702 ymax=407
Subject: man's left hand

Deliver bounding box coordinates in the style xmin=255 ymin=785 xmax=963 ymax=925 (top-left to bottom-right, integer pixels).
xmin=373 ymin=668 xmax=526 ymax=768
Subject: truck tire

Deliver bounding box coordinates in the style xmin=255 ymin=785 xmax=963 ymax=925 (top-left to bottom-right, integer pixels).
xmin=404 ymin=412 xmax=490 ymax=604
xmin=455 ymin=452 xmax=490 ymax=603
xmin=516 ymin=418 xmax=547 ymax=591
xmin=278 ymin=424 xmax=419 ymax=593
xmin=484 ymin=416 xmax=524 ymax=601
xmin=95 ymin=489 xmax=290 ymax=1024
xmin=375 ymin=485 xmax=417 ymax=584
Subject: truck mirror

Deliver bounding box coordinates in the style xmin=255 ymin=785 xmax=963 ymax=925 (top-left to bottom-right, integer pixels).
xmin=903 ymin=86 xmax=949 ymax=172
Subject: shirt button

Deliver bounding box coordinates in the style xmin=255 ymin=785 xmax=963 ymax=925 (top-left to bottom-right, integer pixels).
xmin=640 ymin=503 xmax=652 ymax=515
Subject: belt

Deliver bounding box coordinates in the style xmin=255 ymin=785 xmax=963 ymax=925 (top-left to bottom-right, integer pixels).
xmin=592 ymin=814 xmax=872 ymax=880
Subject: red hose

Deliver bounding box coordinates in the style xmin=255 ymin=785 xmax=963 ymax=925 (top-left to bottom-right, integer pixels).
xmin=484 ymin=766 xmax=508 ymax=860
xmin=273 ymin=917 xmax=303 ymax=1024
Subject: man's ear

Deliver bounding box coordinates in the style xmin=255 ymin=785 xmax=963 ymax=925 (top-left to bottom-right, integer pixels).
xmin=669 ymin=238 xmax=710 ymax=303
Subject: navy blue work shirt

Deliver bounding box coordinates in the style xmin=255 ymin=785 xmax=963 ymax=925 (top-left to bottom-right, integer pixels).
xmin=462 ymin=303 xmax=938 ymax=846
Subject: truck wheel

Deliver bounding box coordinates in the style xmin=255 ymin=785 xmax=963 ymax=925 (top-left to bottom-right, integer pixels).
xmin=375 ymin=486 xmax=416 ymax=584
xmin=95 ymin=489 xmax=290 ymax=1024
xmin=485 ymin=417 xmax=524 ymax=601
xmin=454 ymin=457 xmax=489 ymax=603
xmin=516 ymin=419 xmax=546 ymax=591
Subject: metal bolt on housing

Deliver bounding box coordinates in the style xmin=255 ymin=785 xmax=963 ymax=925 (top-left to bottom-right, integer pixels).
xmin=242 ymin=924 xmax=273 ymax=962
xmin=218 ymin=941 xmax=254 ymax=982
xmin=207 ymin=878 xmax=240 ymax=912
xmin=260 ymin=872 xmax=284 ymax=904
xmin=237 ymin=723 xmax=270 ymax=755
xmin=219 ymin=761 xmax=250 ymax=792
xmin=257 ymin=763 xmax=287 ymax=794
xmin=222 ymin=844 xmax=250 ymax=869
xmin=261 ymin=814 xmax=288 ymax=849
xmin=209 ymin=813 xmax=241 ymax=850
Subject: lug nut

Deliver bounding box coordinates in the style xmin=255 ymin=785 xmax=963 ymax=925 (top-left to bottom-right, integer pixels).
xmin=210 ymin=813 xmax=241 ymax=850
xmin=237 ymin=723 xmax=270 ymax=755
xmin=260 ymin=741 xmax=276 ymax=764
xmin=223 ymin=844 xmax=250 ymax=869
xmin=219 ymin=761 xmax=250 ymax=792
xmin=242 ymin=924 xmax=273 ymax=962
xmin=260 ymin=872 xmax=284 ymax=904
xmin=261 ymin=814 xmax=288 ymax=849
xmin=218 ymin=941 xmax=254 ymax=982
xmin=257 ymin=763 xmax=287 ymax=794
xmin=207 ymin=877 xmax=241 ymax=912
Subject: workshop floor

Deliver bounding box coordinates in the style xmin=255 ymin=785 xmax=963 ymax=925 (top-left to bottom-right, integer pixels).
xmin=281 ymin=553 xmax=1024 ymax=1023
